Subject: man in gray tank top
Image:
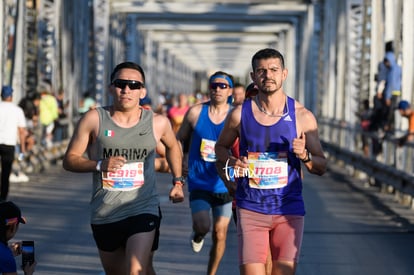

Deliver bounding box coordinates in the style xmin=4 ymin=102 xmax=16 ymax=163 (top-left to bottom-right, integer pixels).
xmin=63 ymin=62 xmax=185 ymax=275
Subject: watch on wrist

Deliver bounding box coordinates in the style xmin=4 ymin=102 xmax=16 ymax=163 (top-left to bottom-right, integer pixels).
xmin=301 ymin=150 xmax=312 ymax=163
xmin=96 ymin=160 xmax=103 ymax=172
xmin=172 ymin=176 xmax=186 ymax=186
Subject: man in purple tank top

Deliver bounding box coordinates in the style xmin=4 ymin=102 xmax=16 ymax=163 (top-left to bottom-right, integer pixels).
xmin=216 ymin=48 xmax=327 ymax=275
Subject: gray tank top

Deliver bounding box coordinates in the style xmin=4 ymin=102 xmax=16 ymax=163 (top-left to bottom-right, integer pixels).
xmin=89 ymin=107 xmax=158 ymax=224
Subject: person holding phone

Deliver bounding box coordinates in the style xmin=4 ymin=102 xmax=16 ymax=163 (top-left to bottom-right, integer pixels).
xmin=0 ymin=201 xmax=36 ymax=274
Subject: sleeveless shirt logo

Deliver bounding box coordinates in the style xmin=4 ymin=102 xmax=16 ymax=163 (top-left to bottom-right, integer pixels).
xmin=104 ymin=129 xmax=115 ymax=137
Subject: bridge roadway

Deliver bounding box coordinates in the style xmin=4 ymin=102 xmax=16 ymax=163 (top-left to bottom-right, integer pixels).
xmin=7 ymin=162 xmax=414 ymax=275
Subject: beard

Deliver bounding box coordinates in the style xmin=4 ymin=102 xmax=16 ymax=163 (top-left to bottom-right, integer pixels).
xmin=259 ymin=82 xmax=279 ymax=95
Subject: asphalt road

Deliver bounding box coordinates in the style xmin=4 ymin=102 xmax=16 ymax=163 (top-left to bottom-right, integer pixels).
xmin=7 ymin=163 xmax=414 ymax=275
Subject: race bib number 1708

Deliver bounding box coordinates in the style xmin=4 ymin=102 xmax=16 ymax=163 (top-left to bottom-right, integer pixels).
xmin=248 ymin=152 xmax=288 ymax=189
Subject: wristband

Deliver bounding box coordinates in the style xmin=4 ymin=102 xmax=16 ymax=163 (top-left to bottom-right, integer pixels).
xmin=301 ymin=150 xmax=312 ymax=163
xmin=172 ymin=176 xmax=185 ymax=186
xmin=173 ymin=181 xmax=184 ymax=187
xmin=96 ymin=160 xmax=103 ymax=172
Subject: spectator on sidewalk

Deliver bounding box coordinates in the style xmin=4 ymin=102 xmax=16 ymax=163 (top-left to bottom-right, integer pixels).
xmin=167 ymin=93 xmax=190 ymax=134
xmin=231 ymin=83 xmax=246 ymax=106
xmin=356 ymin=99 xmax=373 ymax=157
xmin=368 ymin=92 xmax=388 ymax=157
xmin=0 ymin=86 xmax=27 ymax=200
xmin=382 ymin=42 xmax=402 ymax=134
xmin=39 ymin=89 xmax=59 ymax=148
xmin=0 ymin=201 xmax=36 ymax=274
xmin=397 ymin=100 xmax=414 ymax=146
xmin=18 ymin=92 xmax=40 ymax=151
xmin=78 ymin=91 xmax=97 ymax=115
xmin=53 ymin=89 xmax=70 ymax=142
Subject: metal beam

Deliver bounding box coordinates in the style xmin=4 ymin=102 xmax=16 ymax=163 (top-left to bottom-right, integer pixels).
xmin=111 ymin=1 xmax=308 ymax=15
xmin=107 ymin=0 xmax=304 ymax=78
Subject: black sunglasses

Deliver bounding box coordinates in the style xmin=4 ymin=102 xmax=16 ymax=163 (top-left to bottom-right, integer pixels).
xmin=112 ymin=79 xmax=145 ymax=90
xmin=210 ymin=83 xmax=229 ymax=90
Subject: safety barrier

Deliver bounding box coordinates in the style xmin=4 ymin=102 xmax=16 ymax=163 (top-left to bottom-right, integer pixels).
xmin=12 ymin=140 xmax=69 ymax=174
xmin=319 ymin=118 xmax=414 ymax=207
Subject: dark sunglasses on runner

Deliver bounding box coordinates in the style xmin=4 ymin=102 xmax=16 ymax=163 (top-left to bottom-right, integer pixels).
xmin=209 ymin=83 xmax=229 ymax=90
xmin=112 ymin=79 xmax=145 ymax=90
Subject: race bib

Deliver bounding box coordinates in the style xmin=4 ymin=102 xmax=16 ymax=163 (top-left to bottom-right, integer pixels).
xmin=247 ymin=152 xmax=288 ymax=189
xmin=200 ymin=138 xmax=216 ymax=162
xmin=102 ymin=162 xmax=144 ymax=191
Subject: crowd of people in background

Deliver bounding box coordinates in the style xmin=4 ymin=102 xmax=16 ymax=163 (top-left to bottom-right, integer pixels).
xmin=8 ymin=88 xmax=68 ymax=183
xmin=1 ymin=72 xmax=240 ymax=191
xmin=1 ymin=42 xmax=411 ymax=274
xmin=0 ymin=85 xmax=75 ymax=185
xmin=4 ymin=41 xmax=410 ymax=189
xmin=357 ymin=40 xmax=407 ymax=160
xmin=2 ymin=39 xmax=410 ymax=191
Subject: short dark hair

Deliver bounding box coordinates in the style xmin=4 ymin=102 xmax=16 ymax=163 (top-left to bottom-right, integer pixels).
xmin=385 ymin=41 xmax=394 ymax=52
xmin=110 ymin=62 xmax=146 ymax=83
xmin=233 ymin=82 xmax=245 ymax=89
xmin=251 ymin=48 xmax=285 ymax=70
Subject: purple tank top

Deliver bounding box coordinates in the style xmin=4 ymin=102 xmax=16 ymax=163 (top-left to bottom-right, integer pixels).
xmin=237 ymin=96 xmax=305 ymax=215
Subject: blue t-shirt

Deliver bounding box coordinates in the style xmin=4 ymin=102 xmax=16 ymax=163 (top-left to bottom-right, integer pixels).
xmin=0 ymin=242 xmax=17 ymax=273
xmin=383 ymin=52 xmax=402 ymax=100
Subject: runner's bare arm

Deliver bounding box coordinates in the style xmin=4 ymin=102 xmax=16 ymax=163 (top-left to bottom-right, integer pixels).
xmin=215 ymin=106 xmax=247 ymax=194
xmin=154 ymin=113 xmax=184 ymax=202
xmin=63 ymin=109 xmax=101 ymax=172
xmin=292 ymin=103 xmax=327 ymax=175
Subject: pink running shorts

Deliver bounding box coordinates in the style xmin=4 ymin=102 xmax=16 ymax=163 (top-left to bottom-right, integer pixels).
xmin=237 ymin=207 xmax=304 ymax=265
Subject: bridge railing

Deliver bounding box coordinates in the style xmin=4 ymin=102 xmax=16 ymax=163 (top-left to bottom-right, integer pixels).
xmin=319 ymin=118 xmax=414 ymax=205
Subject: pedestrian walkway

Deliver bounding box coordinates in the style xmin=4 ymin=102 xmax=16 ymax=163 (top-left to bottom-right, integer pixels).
xmin=6 ymin=162 xmax=414 ymax=275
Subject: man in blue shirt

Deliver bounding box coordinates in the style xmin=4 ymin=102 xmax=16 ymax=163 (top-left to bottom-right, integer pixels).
xmin=382 ymin=42 xmax=402 ymax=134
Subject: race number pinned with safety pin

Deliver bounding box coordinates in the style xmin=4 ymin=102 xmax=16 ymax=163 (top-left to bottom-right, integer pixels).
xmin=248 ymin=152 xmax=288 ymax=189
xmin=102 ymin=162 xmax=144 ymax=191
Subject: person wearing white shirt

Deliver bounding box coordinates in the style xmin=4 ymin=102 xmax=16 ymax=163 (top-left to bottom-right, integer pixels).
xmin=0 ymin=86 xmax=27 ymax=200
